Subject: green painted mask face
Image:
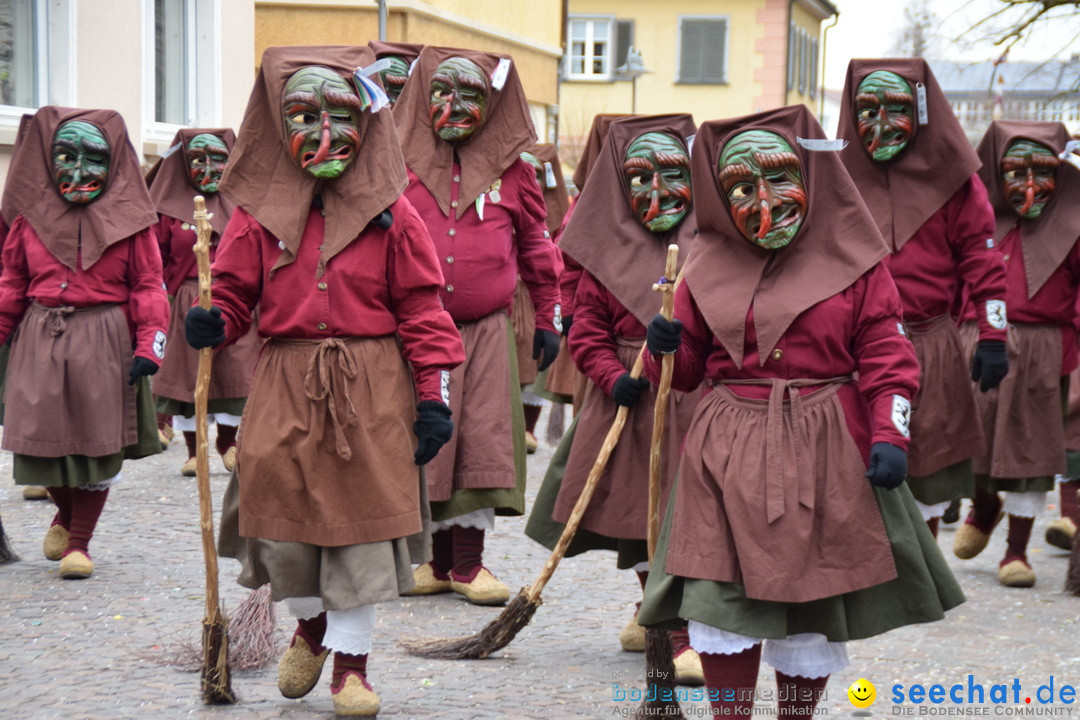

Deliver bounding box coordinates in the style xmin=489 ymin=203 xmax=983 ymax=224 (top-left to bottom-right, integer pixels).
xmin=855 ymin=71 xmax=916 ymax=162
xmin=1001 ymin=139 xmax=1059 ymax=218
xmin=52 ymin=120 xmax=110 ymax=205
xmin=282 ymin=66 xmax=362 ymax=179
xmin=623 ymin=132 xmax=692 ymax=233
xmin=520 ymin=151 xmax=543 ymax=188
xmin=379 ymin=55 xmax=411 ymax=106
xmin=718 ymin=130 xmax=807 ymax=250
xmin=429 ymin=57 xmax=489 ymax=143
xmin=186 ymin=133 xmax=229 ymax=193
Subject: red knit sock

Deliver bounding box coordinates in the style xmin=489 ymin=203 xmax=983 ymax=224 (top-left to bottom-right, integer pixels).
xmin=522 ymin=403 xmax=542 ymax=434
xmin=156 ymin=413 xmax=172 ymax=432
xmin=215 ymin=424 xmax=238 ymax=455
xmin=776 ymin=672 xmax=829 ymax=717
xmin=670 ymin=627 xmax=691 ymax=657
xmin=46 ymin=487 xmax=73 ymax=528
xmin=1061 ymin=480 xmax=1080 ymax=524
xmin=926 ymin=517 xmax=940 ymax=538
xmin=1003 ymin=514 xmax=1035 ymax=565
xmin=65 ymin=487 xmax=110 ymax=556
xmin=967 ymin=487 xmax=1002 ymax=534
xmin=295 ymin=612 xmax=327 ymax=652
xmin=700 ymin=644 xmax=762 ymax=715
xmin=183 ymin=431 xmax=197 ymax=459
xmin=450 ymin=525 xmax=485 ymax=581
xmin=330 ymin=651 xmax=370 ymax=692
xmin=430 ymin=529 xmax=452 ymax=579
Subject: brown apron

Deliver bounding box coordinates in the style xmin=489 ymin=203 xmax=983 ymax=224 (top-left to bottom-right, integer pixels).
xmin=961 ymin=322 xmax=1066 ymax=478
xmin=425 ymin=311 xmax=517 ymax=502
xmin=3 ymin=302 xmax=136 ymax=456
xmin=152 ymin=278 xmax=261 ymax=403
xmin=510 ymin=278 xmax=537 ymax=386
xmin=905 ymin=315 xmax=985 ymax=477
xmin=663 ymin=378 xmax=897 ymax=604
xmin=553 ymin=337 xmax=697 ymax=539
xmin=236 ymin=335 xmax=422 ymax=546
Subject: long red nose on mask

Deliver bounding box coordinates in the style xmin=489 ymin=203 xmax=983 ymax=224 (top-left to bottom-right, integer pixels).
xmin=307 ymin=112 xmax=333 ymax=167
xmin=1019 ymin=175 xmax=1035 ymax=215
xmin=867 ymin=110 xmax=885 ymax=155
xmin=756 ymin=179 xmax=772 ymax=240
xmin=643 ymin=173 xmax=662 ymax=225
xmin=434 ymin=95 xmax=454 ymax=131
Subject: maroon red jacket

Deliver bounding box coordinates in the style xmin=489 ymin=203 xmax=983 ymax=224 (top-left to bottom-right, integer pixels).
xmin=886 ymin=175 xmax=1006 ymax=341
xmin=208 ymin=199 xmax=465 ymax=402
xmin=645 ymin=263 xmax=920 ymax=457
xmin=0 ymin=215 xmax=169 ymax=361
xmin=570 ymin=270 xmax=646 ymax=394
xmin=404 ymin=158 xmax=562 ymax=332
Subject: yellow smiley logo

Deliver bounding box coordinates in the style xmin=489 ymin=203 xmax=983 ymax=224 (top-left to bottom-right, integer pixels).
xmin=848 ymin=678 xmax=876 ymax=708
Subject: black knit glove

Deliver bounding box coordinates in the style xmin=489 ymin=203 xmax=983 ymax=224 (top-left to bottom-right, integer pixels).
xmin=611 ymin=372 xmax=650 ymax=408
xmin=413 ymin=401 xmax=453 ymax=466
xmin=128 ymin=356 xmax=159 ymax=385
xmin=560 ymin=314 xmax=573 ymax=337
xmin=647 ymin=314 xmax=682 ymax=355
xmin=970 ymin=340 xmax=1008 ymax=392
xmin=533 ymin=328 xmax=560 ymax=371
xmin=185 ymin=306 xmax=226 ymax=349
xmin=865 ymin=442 xmax=907 ymax=490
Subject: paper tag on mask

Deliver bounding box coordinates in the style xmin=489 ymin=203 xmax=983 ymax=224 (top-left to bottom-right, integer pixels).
xmin=358 ymin=58 xmax=393 ymax=77
xmin=686 ymin=134 xmax=695 ymax=154
xmin=796 ymin=137 xmax=847 ymax=151
xmin=491 ymin=58 xmax=511 ymax=91
xmin=161 ymin=142 xmax=182 ymax=159
xmin=408 ymin=58 xmax=418 ymax=76
xmin=916 ymin=82 xmax=929 ymax=125
xmin=352 ymin=69 xmax=390 ymax=113
xmin=1061 ymin=141 xmax=1080 ymax=172
xmin=543 ymin=162 xmax=557 ymax=188
xmin=475 ymin=193 xmax=485 ymax=221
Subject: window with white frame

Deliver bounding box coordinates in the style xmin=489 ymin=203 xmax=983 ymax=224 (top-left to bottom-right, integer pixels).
xmin=678 ymin=17 xmax=727 ymax=85
xmin=0 ymin=0 xmax=72 ymax=119
xmin=567 ymin=17 xmax=612 ymax=79
xmin=145 ymin=0 xmax=218 ymax=137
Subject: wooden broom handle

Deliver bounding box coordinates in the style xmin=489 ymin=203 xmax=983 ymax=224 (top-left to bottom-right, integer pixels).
xmin=526 ymin=348 xmax=645 ymax=602
xmin=646 ymin=245 xmax=679 ymax=561
xmin=192 ymin=196 xmax=221 ymax=618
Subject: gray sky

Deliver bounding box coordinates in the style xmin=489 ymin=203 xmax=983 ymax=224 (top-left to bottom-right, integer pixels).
xmin=824 ymin=0 xmax=1080 ymax=89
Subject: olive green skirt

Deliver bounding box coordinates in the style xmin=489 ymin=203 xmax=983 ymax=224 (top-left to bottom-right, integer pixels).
xmin=429 ymin=319 xmax=527 ymax=522
xmin=906 ymin=459 xmax=975 ymax=505
xmin=155 ymin=396 xmax=247 ymax=418
xmin=13 ymin=376 xmax=161 ymax=486
xmin=637 ymin=477 xmax=965 ymax=641
xmin=525 ymin=414 xmax=648 ymax=568
xmin=976 ymin=473 xmax=1056 ymax=494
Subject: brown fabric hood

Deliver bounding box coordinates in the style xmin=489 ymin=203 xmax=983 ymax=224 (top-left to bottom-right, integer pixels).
xmin=219 ymin=45 xmax=407 ymax=276
xmin=977 ymin=120 xmax=1080 ymax=298
xmin=686 ymin=104 xmax=889 ymax=369
xmin=559 ymin=114 xmax=697 ymax=327
xmin=368 ymin=40 xmax=423 ymax=65
xmin=146 ymin=128 xmax=236 ymax=237
xmin=528 ymin=143 xmax=570 ymax=235
xmin=571 ymin=113 xmax=636 ymax=192
xmin=1 ymin=106 xmax=157 ymax=270
xmin=395 ymin=45 xmax=536 ymax=219
xmin=837 ymin=58 xmax=979 ymax=252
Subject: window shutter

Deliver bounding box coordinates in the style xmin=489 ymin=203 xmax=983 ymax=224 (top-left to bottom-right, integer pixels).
xmin=797 ymin=30 xmax=807 ymax=94
xmin=787 ymin=20 xmax=796 ymax=91
xmin=614 ymin=20 xmax=634 ymax=72
xmin=679 ymin=18 xmax=726 ymax=84
xmin=809 ymin=37 xmax=819 ymax=99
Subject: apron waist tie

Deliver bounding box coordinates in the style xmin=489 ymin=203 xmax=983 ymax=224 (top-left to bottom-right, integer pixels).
xmin=718 ymin=376 xmax=851 ymax=524
xmin=304 ymin=337 xmax=359 ymax=460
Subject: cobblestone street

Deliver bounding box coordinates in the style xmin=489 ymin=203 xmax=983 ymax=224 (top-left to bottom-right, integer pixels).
xmin=1 ymin=411 xmax=1078 ymax=720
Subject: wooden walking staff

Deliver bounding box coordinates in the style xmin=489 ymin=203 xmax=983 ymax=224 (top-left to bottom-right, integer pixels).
xmin=638 ymin=243 xmax=685 ymax=718
xmin=192 ymin=195 xmax=236 ymax=704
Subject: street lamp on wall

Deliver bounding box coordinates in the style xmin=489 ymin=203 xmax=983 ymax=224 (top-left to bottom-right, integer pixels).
xmin=616 ymin=46 xmax=652 ymax=114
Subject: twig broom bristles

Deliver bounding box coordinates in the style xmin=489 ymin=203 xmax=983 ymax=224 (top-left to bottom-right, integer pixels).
xmin=192 ymin=196 xmax=236 ymax=704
